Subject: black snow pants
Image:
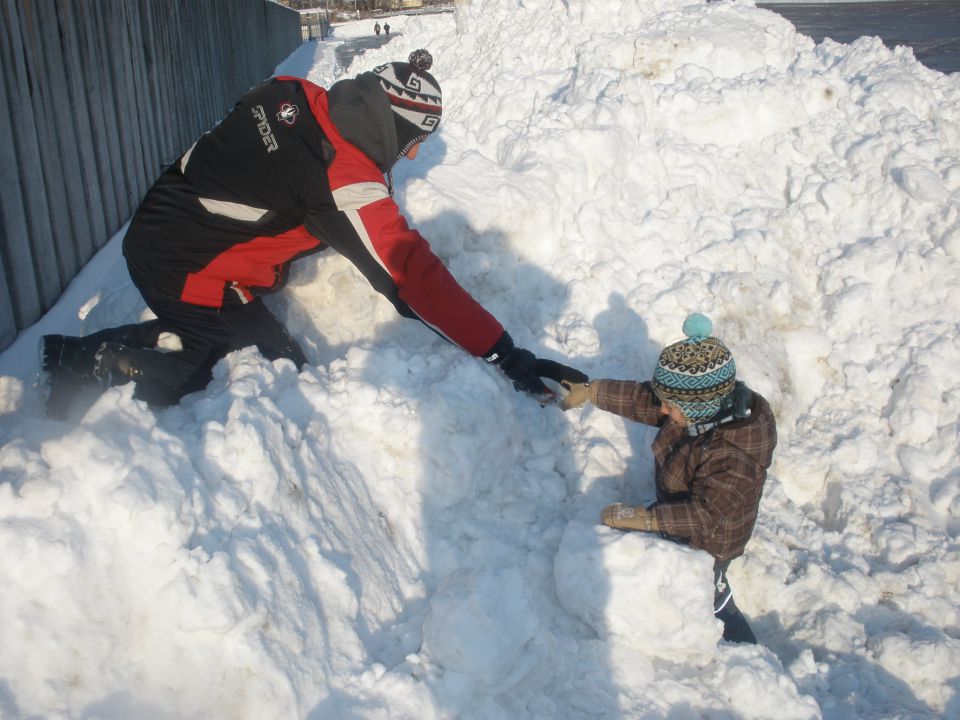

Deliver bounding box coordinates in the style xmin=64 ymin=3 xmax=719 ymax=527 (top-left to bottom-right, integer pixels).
xmin=713 ymin=558 xmax=758 ymax=644
xmin=102 ymin=282 xmax=307 ymax=406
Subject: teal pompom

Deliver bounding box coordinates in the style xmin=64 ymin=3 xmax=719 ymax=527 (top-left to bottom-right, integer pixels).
xmin=682 ymin=312 xmax=713 ymax=340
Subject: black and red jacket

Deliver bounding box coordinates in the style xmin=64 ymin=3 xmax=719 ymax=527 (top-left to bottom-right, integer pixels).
xmin=123 ymin=75 xmax=503 ymax=357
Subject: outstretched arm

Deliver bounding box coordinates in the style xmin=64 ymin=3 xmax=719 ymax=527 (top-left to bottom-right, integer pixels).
xmin=306 ymin=187 xmax=565 ymax=399
xmin=561 ymin=378 xmax=664 ymax=426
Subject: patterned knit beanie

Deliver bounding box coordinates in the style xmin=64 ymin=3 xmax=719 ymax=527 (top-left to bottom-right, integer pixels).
xmin=372 ymin=49 xmax=442 ymax=159
xmin=652 ymin=313 xmax=736 ymax=421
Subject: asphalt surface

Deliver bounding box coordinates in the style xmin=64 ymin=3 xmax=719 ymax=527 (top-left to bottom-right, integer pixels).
xmin=334 ymin=32 xmax=397 ymax=70
xmin=760 ymin=1 xmax=960 ymax=74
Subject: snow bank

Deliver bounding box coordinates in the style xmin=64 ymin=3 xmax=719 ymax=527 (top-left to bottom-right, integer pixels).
xmin=555 ymin=521 xmax=721 ymax=663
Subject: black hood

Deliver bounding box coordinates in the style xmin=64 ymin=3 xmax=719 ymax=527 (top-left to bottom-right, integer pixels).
xmin=327 ymin=72 xmax=399 ymax=174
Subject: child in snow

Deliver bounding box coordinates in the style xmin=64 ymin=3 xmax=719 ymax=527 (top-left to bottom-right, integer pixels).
xmin=41 ymin=51 xmax=563 ymax=418
xmin=561 ymin=313 xmax=777 ymax=643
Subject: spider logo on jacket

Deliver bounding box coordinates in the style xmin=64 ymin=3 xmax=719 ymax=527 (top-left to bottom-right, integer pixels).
xmin=277 ymin=103 xmax=300 ymax=126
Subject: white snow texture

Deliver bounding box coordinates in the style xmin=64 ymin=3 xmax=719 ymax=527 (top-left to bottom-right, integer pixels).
xmin=1 ymin=1 xmax=959 ymax=718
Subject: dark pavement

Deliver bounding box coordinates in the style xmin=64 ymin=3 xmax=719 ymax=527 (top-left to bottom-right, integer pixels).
xmin=334 ymin=32 xmax=398 ymax=70
xmin=761 ymin=1 xmax=960 ymax=74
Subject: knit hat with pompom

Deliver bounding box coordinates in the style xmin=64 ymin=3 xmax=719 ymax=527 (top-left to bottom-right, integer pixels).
xmin=652 ymin=313 xmax=737 ymax=421
xmin=372 ymin=49 xmax=442 ymax=159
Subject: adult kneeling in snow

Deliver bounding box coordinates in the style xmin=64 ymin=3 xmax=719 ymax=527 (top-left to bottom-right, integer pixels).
xmin=42 ymin=51 xmax=557 ymax=417
xmin=561 ymin=313 xmax=778 ymax=644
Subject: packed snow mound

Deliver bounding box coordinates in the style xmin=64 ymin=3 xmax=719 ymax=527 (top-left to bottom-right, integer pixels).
xmin=2 ymin=0 xmax=960 ymax=718
xmin=422 ymin=566 xmax=543 ymax=690
xmin=554 ymin=521 xmax=721 ymax=664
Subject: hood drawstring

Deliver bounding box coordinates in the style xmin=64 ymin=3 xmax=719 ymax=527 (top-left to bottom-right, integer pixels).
xmin=386 ymin=170 xmax=394 ymax=197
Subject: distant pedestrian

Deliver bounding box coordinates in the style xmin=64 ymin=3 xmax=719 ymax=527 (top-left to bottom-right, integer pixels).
xmin=561 ymin=313 xmax=777 ymax=644
xmin=384 ymin=23 xmax=390 ymax=35
xmin=374 ymin=22 xmax=381 ymax=36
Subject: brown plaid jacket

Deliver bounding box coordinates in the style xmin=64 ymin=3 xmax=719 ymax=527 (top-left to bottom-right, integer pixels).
xmin=593 ymin=379 xmax=777 ymax=561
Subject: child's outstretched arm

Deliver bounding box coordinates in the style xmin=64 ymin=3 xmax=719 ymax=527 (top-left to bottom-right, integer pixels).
xmin=561 ymin=378 xmax=663 ymax=426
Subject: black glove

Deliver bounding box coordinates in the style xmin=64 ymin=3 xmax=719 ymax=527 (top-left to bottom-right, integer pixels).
xmin=484 ymin=332 xmax=552 ymax=400
xmin=500 ymin=347 xmax=549 ymax=396
xmin=532 ymin=359 xmax=588 ymax=386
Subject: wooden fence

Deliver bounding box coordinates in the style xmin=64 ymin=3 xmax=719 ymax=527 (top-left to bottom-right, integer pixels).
xmin=0 ymin=0 xmax=301 ymax=352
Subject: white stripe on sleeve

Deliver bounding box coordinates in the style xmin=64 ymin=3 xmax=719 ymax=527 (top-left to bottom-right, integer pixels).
xmin=198 ymin=198 xmax=270 ymax=222
xmin=341 ymin=206 xmax=455 ymax=346
xmin=332 ymin=182 xmax=389 ymax=211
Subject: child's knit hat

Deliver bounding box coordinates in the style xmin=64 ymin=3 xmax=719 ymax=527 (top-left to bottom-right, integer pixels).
xmin=652 ymin=313 xmax=736 ymax=421
xmin=372 ymin=49 xmax=442 ymax=159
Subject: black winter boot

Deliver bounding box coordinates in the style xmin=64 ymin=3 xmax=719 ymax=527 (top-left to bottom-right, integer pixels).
xmin=93 ymin=342 xmax=142 ymax=386
xmin=95 ymin=342 xmax=197 ymax=407
xmin=41 ymin=334 xmax=106 ymax=419
xmin=40 ymin=322 xmax=170 ymax=419
xmin=42 ymin=334 xmax=100 ymax=378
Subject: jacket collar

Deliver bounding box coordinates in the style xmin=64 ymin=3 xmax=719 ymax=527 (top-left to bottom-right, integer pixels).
xmin=685 ymin=409 xmax=751 ymax=437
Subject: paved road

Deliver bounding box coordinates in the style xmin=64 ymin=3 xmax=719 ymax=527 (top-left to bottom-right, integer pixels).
xmin=760 ymin=1 xmax=960 ymax=74
xmin=334 ymin=33 xmax=397 ymax=70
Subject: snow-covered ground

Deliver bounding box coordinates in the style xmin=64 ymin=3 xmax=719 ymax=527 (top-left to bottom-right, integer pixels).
xmin=2 ymin=1 xmax=959 ymax=718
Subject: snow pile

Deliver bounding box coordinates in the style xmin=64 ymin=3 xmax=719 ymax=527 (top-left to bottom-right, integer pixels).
xmin=555 ymin=521 xmax=722 ymax=664
xmin=422 ymin=566 xmax=542 ymax=689
xmin=2 ymin=0 xmax=960 ymax=718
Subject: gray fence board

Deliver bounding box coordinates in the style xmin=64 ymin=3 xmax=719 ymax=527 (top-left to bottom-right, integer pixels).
xmin=36 ymin=0 xmax=86 ymax=282
xmin=0 ymin=0 xmax=300 ymax=353
xmin=76 ymin=2 xmax=121 ymax=233
xmin=57 ymin=0 xmax=104 ymax=262
xmin=109 ymin=1 xmax=147 ymax=211
xmin=0 ymin=248 xmax=15 ymax=351
xmin=129 ymin=2 xmax=160 ymax=186
xmin=0 ymin=8 xmax=39 ymax=345
xmin=24 ymin=0 xmax=77 ymax=292
xmin=1 ymin=0 xmax=57 ymax=324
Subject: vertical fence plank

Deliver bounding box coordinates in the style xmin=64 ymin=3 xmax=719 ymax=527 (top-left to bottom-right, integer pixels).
xmin=183 ymin=0 xmax=207 ymax=138
xmin=151 ymin=0 xmax=180 ymax=163
xmin=18 ymin=0 xmax=76 ymax=299
xmin=38 ymin=0 xmax=92 ymax=278
xmin=210 ymin=0 xmax=228 ymax=124
xmin=74 ymin=2 xmax=120 ymax=236
xmin=41 ymin=0 xmax=95 ymax=272
xmin=1 ymin=0 xmax=57 ymax=325
xmin=57 ymin=0 xmax=107 ymax=258
xmin=127 ymin=1 xmax=161 ymax=184
xmin=137 ymin=0 xmax=171 ymax=169
xmin=0 ymin=249 xmax=16 ymax=351
xmin=110 ymin=0 xmax=148 ymax=214
xmin=0 ymin=0 xmax=40 ymax=337
xmin=153 ymin=0 xmax=190 ymax=161
xmin=88 ymin=1 xmax=127 ymax=234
